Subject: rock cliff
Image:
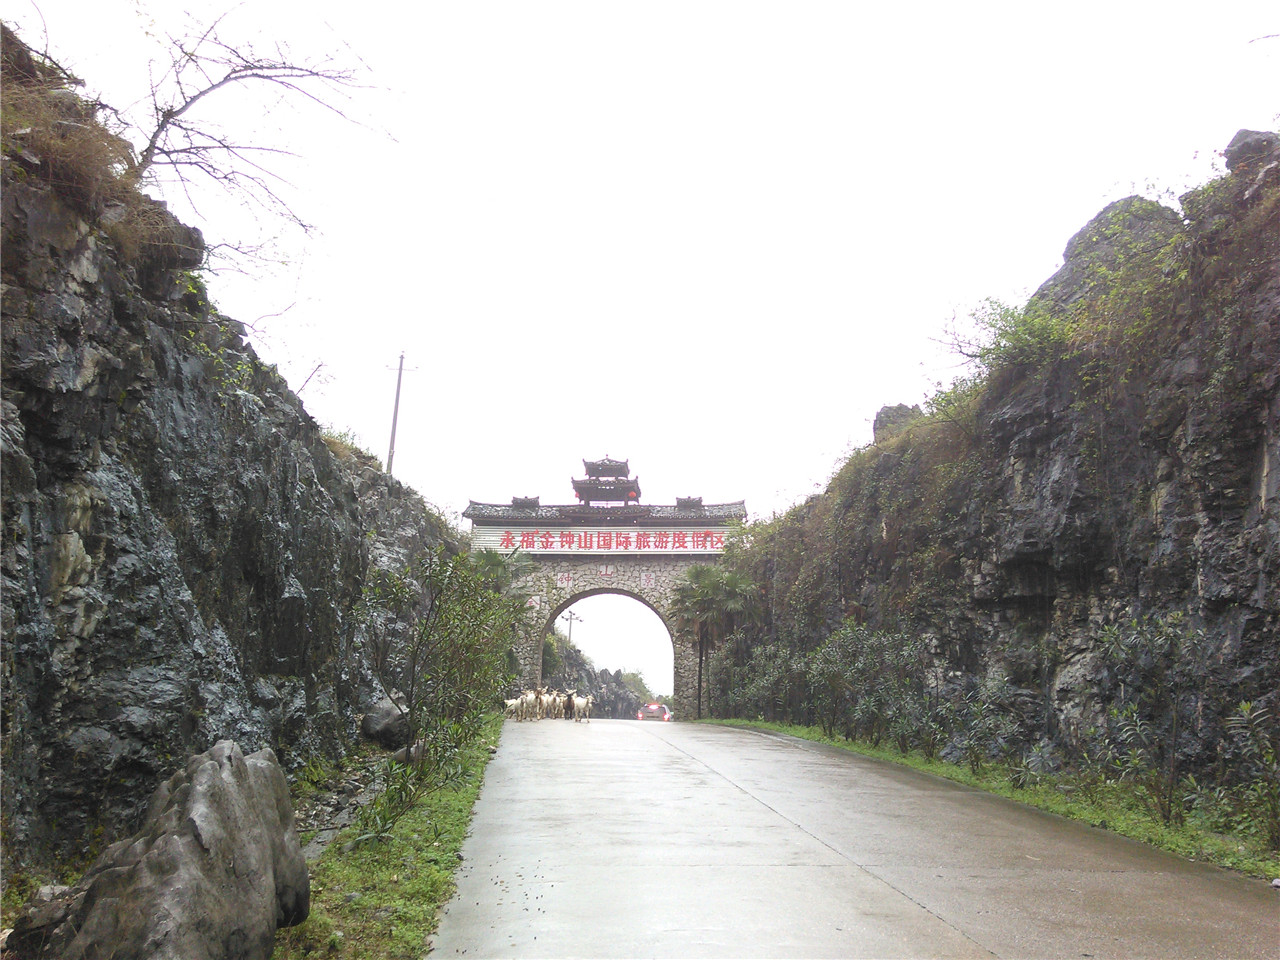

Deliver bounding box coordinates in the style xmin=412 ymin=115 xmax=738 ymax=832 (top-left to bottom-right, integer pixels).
xmin=729 ymin=130 xmax=1279 ymax=744
xmin=0 ymin=161 xmax=452 ymax=876
xmin=4 ymin=19 xmax=1275 ymax=891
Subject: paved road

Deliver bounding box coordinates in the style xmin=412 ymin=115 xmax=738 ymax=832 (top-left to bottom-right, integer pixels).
xmin=429 ymin=720 xmax=1278 ymax=959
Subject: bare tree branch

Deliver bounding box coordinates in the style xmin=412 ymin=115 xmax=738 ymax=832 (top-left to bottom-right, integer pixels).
xmin=133 ymin=27 xmax=358 ymax=177
xmin=296 ymin=360 xmax=325 ymax=395
xmin=116 ymin=11 xmax=363 ymax=257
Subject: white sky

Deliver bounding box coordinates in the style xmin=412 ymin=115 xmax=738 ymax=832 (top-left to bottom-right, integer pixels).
xmin=10 ymin=1 xmax=1276 ymax=695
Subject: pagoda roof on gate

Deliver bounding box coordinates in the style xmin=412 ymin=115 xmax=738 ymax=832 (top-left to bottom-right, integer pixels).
xmin=462 ymin=500 xmax=747 ymax=523
xmin=582 ymin=457 xmax=630 ymax=477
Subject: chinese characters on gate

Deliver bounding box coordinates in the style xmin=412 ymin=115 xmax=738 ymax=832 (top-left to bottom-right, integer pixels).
xmin=492 ymin=529 xmax=726 ymax=552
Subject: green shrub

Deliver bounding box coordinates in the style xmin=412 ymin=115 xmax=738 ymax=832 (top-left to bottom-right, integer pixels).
xmin=1224 ymin=702 xmax=1280 ymax=849
xmin=968 ymin=297 xmax=1077 ymax=372
xmin=1096 ymin=614 xmax=1220 ymax=826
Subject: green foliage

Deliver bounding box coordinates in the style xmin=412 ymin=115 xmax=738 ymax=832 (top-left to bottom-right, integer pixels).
xmin=190 ymin=338 xmax=257 ymax=391
xmin=351 ymin=550 xmax=518 ymax=843
xmin=465 ymin=547 xmax=542 ymax=673
xmin=1108 ymin=703 xmax=1182 ymax=823
xmin=367 ymin=548 xmax=518 ymax=750
xmin=1096 ymin=614 xmax=1219 ymax=826
xmin=671 ymin=565 xmax=758 ymax=718
xmin=1224 ymin=702 xmax=1280 ymax=849
xmin=965 ymin=298 xmax=1077 ymax=373
xmin=177 ymin=319 xmax=276 ymax=399
xmin=274 ymin=717 xmax=501 ymax=959
xmin=921 ymin=376 xmax=985 ymax=439
xmin=1 ymin=867 xmax=42 ymax=928
xmin=688 ymin=158 xmax=1280 ymax=880
xmin=467 ymin=548 xmax=536 ymax=602
xmin=351 ymin=719 xmax=476 ymax=846
xmin=541 ymin=634 xmax=564 ymax=682
xmin=354 ymin=746 xmax=460 ymax=847
xmin=804 ymin=622 xmax=930 ymax=747
xmin=957 ymin=675 xmax=1021 ymax=776
xmin=706 ymin=590 xmax=1279 ymax=861
xmin=718 ymin=641 xmax=806 ymax=722
xmin=293 ymin=755 xmax=337 ymax=799
xmin=618 ymin=670 xmax=655 ymax=702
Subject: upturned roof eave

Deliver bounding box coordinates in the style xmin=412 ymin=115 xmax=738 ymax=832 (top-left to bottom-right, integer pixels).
xmin=462 ymin=500 xmax=747 ymax=523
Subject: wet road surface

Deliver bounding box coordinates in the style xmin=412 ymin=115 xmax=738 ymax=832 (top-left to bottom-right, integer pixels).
xmin=429 ymin=720 xmax=1278 ymax=958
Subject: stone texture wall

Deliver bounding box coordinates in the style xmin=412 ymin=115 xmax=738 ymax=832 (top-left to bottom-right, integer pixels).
xmin=511 ymin=554 xmax=710 ymax=717
xmin=1 ymin=164 xmax=451 ymax=872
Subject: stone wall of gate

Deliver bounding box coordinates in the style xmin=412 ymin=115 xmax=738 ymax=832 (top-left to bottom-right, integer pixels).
xmin=512 ymin=554 xmax=710 ymax=719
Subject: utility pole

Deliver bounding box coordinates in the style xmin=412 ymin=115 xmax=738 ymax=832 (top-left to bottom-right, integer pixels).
xmin=563 ymin=609 xmax=584 ymax=646
xmin=386 ymin=351 xmax=404 ymax=474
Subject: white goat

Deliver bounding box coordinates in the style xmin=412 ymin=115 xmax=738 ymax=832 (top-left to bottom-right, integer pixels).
xmin=515 ymin=689 xmax=538 ymax=721
xmin=572 ymin=693 xmax=594 ymax=723
xmin=538 ymin=688 xmax=555 ymax=720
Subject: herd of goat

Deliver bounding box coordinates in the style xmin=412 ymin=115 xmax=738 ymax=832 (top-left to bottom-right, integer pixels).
xmin=504 ymin=688 xmax=595 ymax=723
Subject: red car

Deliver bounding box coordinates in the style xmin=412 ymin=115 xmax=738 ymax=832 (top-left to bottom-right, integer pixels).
xmin=636 ymin=703 xmax=673 ymax=722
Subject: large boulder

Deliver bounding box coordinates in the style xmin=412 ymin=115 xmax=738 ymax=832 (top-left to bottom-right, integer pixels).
xmin=1031 ymin=196 xmax=1183 ymax=312
xmin=8 ymin=741 xmax=308 ymax=960
xmin=1223 ymin=128 xmax=1278 ymax=172
xmin=360 ymin=695 xmax=411 ymax=748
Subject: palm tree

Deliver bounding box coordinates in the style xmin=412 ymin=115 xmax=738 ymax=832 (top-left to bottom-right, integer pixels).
xmin=671 ymin=565 xmax=757 ymax=719
xmin=468 ymin=548 xmax=540 ymax=676
xmin=469 ymin=548 xmax=537 ymax=599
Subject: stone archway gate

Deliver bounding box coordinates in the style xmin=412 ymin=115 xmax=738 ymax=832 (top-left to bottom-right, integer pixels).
xmin=463 ymin=497 xmax=745 ymax=718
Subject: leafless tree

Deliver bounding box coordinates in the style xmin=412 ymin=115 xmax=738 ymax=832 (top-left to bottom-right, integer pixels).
xmin=126 ymin=12 xmax=364 ymax=237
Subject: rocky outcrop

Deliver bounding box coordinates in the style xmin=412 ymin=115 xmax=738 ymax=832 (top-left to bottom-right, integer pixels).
xmin=1225 ymin=129 xmax=1279 ymax=173
xmin=8 ymin=741 xmax=307 ymax=960
xmin=731 ymin=130 xmax=1280 ymax=746
xmin=872 ymin=403 xmax=923 ymax=444
xmin=0 ymin=164 xmax=454 ymax=877
xmin=590 ymin=668 xmax=646 ymax=720
xmin=360 ymin=695 xmax=411 ymax=748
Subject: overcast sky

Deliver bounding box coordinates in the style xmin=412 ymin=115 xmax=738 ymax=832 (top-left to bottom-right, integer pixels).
xmin=11 ymin=1 xmax=1276 ymax=694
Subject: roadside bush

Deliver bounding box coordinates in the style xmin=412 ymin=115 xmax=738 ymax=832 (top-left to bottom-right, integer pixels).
xmin=806 ymin=623 xmax=933 ymax=748
xmin=729 ymin=642 xmax=806 ymax=722
xmin=1224 ymin=701 xmax=1280 ymax=849
xmin=541 ymin=635 xmax=564 ymax=683
xmin=948 ymin=675 xmax=1022 ymax=775
xmin=1096 ymin=614 xmax=1223 ymax=826
xmin=353 ymin=549 xmax=517 ymax=842
xmin=354 ymin=721 xmax=469 ymax=845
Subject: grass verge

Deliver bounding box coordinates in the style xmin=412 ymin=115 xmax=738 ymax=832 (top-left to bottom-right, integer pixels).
xmin=273 ymin=714 xmax=502 ymax=959
xmin=707 ymin=718 xmax=1280 ymax=882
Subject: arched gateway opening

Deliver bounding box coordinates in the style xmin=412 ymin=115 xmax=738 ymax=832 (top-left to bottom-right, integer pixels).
xmin=554 ymin=596 xmax=674 ymax=697
xmin=463 ymin=457 xmax=745 ymax=719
